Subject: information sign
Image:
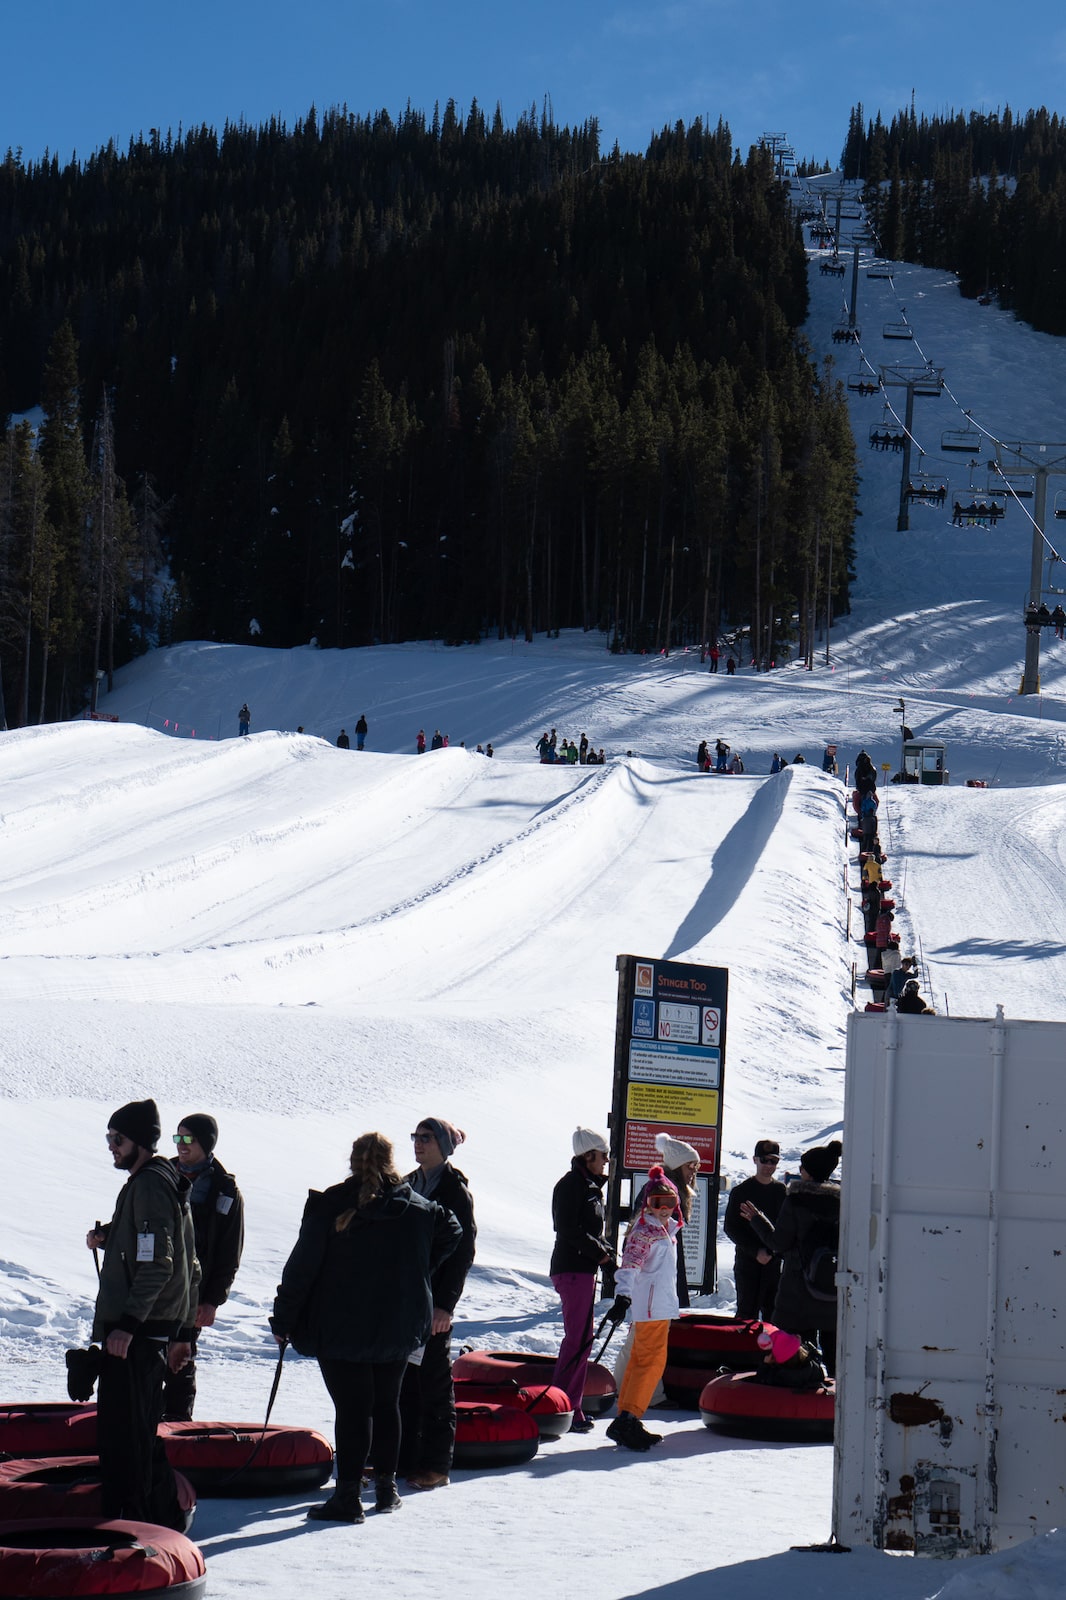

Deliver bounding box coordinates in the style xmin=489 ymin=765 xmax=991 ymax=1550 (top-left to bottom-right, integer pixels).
xmin=607 ymin=955 xmax=729 ymax=1294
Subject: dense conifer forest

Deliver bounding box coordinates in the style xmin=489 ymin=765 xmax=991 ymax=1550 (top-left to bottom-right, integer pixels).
xmin=842 ymin=104 xmax=1066 ymax=333
xmin=0 ymin=104 xmax=858 ymax=723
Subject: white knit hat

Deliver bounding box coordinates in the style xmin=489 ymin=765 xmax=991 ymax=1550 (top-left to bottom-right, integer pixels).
xmin=655 ymin=1131 xmax=700 ymax=1169
xmin=572 ymin=1127 xmax=609 ymax=1157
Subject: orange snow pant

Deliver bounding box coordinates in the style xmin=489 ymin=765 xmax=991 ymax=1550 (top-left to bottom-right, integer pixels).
xmin=617 ymin=1321 xmax=671 ymax=1418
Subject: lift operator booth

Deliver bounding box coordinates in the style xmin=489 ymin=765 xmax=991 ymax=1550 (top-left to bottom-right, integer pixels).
xmin=901 ymin=738 xmax=949 ymax=786
xmin=834 ymin=1007 xmax=1066 ymax=1557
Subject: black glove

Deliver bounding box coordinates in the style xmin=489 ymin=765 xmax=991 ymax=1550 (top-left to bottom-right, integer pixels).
xmin=607 ymin=1295 xmax=631 ymax=1327
xmin=65 ymin=1344 xmax=103 ymax=1402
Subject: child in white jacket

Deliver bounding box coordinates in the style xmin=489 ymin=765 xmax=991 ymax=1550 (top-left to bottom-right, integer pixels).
xmin=605 ymin=1166 xmax=681 ymax=1451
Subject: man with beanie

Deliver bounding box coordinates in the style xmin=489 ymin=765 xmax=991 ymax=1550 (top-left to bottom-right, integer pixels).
xmin=399 ymin=1116 xmax=476 ymax=1491
xmin=724 ymin=1139 xmax=788 ymax=1321
xmin=87 ymin=1099 xmax=199 ymax=1528
xmin=550 ymin=1128 xmax=614 ymax=1432
xmin=163 ymin=1113 xmax=245 ymax=1420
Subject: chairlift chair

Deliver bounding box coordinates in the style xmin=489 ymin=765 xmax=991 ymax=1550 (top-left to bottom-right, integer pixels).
xmin=883 ymin=321 xmax=914 ymax=340
xmin=941 ymin=428 xmax=981 ymax=453
xmin=988 ymin=472 xmax=1033 ymax=500
xmin=847 ymin=373 xmax=880 ymax=396
xmin=832 ymin=321 xmax=861 ymax=344
xmin=904 ymin=473 xmax=949 ymax=507
xmin=867 ymin=260 xmax=894 ymax=279
xmin=1054 ymin=491 xmax=1066 ymax=521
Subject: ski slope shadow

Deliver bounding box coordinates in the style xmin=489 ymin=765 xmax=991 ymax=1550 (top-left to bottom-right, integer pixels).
xmin=663 ymin=770 xmax=790 ymax=960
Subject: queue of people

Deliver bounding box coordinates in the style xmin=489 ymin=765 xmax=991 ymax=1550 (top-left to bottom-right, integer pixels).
xmin=536 ymin=729 xmax=605 ymax=764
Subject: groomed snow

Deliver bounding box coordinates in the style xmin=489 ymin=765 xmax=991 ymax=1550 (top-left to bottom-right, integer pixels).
xmin=3 ymin=189 xmax=1066 ymax=1597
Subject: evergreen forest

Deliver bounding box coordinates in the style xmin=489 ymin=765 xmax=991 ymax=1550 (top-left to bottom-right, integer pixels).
xmin=0 ymin=104 xmax=858 ymax=724
xmin=841 ymin=104 xmax=1066 ymax=334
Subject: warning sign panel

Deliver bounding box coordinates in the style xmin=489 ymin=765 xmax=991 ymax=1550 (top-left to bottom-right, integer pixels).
xmin=624 ymin=1121 xmax=718 ymax=1171
xmin=625 ymin=1082 xmax=719 ymax=1126
xmin=702 ymin=1006 xmax=721 ymax=1046
xmin=628 ymin=1041 xmax=720 ymax=1087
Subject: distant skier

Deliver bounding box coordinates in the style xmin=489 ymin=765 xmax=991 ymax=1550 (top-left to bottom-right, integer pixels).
xmin=337 ymin=729 xmax=350 ymax=750
xmin=238 ymin=704 xmax=250 ymax=737
xmin=726 ymin=656 xmax=736 ymax=676
xmin=355 ymin=715 xmax=368 ymax=751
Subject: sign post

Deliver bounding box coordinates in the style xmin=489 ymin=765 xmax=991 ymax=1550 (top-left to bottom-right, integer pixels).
xmin=607 ymin=954 xmax=729 ymax=1293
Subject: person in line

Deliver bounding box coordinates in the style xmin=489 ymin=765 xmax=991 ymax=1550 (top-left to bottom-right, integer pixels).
xmin=709 ymin=645 xmax=720 ymax=673
xmin=742 ymin=1140 xmax=842 ymax=1376
xmin=550 ymin=1128 xmax=614 ymax=1434
xmin=337 ymin=729 xmax=350 ymax=749
xmin=354 ymin=714 xmax=368 ymax=751
xmin=697 ymin=740 xmax=709 ymax=771
xmin=399 ymin=1118 xmax=476 ymax=1492
xmin=238 ymin=703 xmax=250 ymax=737
xmin=604 ymin=1167 xmax=682 ymax=1451
xmin=163 ymin=1114 xmax=245 ymax=1420
xmin=271 ymin=1132 xmax=461 ymax=1524
xmin=485 ymin=743 xmax=494 ymax=758
xmin=770 ymin=753 xmax=782 ymax=774
xmin=536 ymin=732 xmax=552 ymax=762
xmin=724 ymin=1140 xmax=787 ymax=1321
xmin=431 ymin=729 xmax=444 ymax=750
xmin=726 ymin=656 xmax=736 ymax=675
xmin=416 ymin=729 xmax=426 ymax=754
xmin=897 ymin=978 xmax=934 ymax=1014
xmin=87 ymin=1099 xmax=198 ymax=1529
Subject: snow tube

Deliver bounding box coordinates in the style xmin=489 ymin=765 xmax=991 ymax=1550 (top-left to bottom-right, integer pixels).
xmin=864 ymin=1002 xmax=887 ymax=1013
xmin=0 ymin=1518 xmax=206 ymax=1598
xmin=0 ymin=1406 xmax=96 ymax=1461
xmin=0 ymin=1459 xmax=195 ymax=1533
xmin=157 ymin=1421 xmax=333 ymax=1496
xmin=661 ymin=1362 xmax=727 ymax=1410
xmin=451 ymin=1381 xmax=573 ymax=1439
xmin=452 ymin=1351 xmax=616 ymax=1417
xmin=666 ymin=1315 xmax=772 ymax=1371
xmin=699 ymin=1371 xmax=835 ymax=1439
xmin=452 ymin=1404 xmax=540 ymax=1470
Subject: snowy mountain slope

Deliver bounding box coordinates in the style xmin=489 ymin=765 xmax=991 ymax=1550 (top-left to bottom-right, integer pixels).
xmin=4 ymin=190 xmax=1066 ymax=1597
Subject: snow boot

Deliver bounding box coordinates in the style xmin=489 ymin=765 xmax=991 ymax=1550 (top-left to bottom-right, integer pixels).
xmin=374 ymin=1475 xmax=402 ymax=1513
xmin=307 ymin=1480 xmax=365 ymax=1523
xmin=634 ymin=1416 xmax=663 ymax=1445
xmin=605 ymin=1411 xmax=651 ymax=1452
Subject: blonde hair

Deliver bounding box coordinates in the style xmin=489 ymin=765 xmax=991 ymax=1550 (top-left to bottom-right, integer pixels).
xmin=336 ymin=1131 xmax=402 ymax=1231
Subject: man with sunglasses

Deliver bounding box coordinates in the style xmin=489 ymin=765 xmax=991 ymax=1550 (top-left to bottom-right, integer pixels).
xmin=163 ymin=1114 xmax=245 ymax=1420
xmin=723 ymin=1140 xmax=787 ymax=1322
xmin=86 ymin=1098 xmax=199 ymax=1529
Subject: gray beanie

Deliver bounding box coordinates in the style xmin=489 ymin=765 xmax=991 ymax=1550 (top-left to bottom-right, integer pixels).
xmin=418 ymin=1117 xmax=465 ymax=1161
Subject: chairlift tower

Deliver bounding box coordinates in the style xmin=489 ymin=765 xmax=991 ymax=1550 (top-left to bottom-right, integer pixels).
xmin=879 ymin=364 xmax=945 ymax=530
xmin=990 ymin=442 xmax=1066 ymax=694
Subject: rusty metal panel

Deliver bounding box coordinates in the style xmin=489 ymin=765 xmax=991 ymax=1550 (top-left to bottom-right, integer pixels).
xmin=834 ymin=1009 xmax=1066 ymax=1556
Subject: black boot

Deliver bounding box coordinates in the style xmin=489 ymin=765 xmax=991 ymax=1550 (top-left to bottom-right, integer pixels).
xmin=635 ymin=1416 xmax=663 ymax=1445
xmin=374 ymin=1475 xmax=402 ymax=1513
xmin=605 ymin=1411 xmax=651 ymax=1452
xmin=307 ymin=1480 xmax=365 ymax=1523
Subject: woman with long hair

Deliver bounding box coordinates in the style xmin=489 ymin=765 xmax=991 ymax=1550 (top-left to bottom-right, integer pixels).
xmin=271 ymin=1132 xmax=462 ymax=1524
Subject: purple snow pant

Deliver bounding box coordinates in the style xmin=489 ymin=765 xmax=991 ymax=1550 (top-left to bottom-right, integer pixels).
xmin=551 ymin=1271 xmax=597 ymax=1423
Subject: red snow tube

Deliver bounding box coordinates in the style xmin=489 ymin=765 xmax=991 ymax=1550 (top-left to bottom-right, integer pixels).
xmin=451 ymin=1381 xmax=573 ymax=1438
xmin=667 ymin=1315 xmax=773 ymax=1370
xmin=0 ymin=1460 xmax=195 ymax=1534
xmin=699 ymin=1371 xmax=835 ymax=1439
xmin=0 ymin=1518 xmax=205 ymax=1598
xmin=157 ymin=1421 xmax=332 ymax=1496
xmin=661 ymin=1362 xmax=728 ymax=1409
xmin=452 ymin=1405 xmax=539 ymax=1470
xmin=0 ymin=1407 xmax=97 ymax=1461
xmin=452 ymin=1351 xmax=616 ymax=1416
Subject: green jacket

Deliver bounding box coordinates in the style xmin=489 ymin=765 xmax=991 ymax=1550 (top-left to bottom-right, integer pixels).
xmin=93 ymin=1156 xmax=200 ymax=1341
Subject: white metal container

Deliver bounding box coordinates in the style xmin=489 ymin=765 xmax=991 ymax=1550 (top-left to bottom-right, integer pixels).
xmin=834 ymin=1007 xmax=1066 ymax=1556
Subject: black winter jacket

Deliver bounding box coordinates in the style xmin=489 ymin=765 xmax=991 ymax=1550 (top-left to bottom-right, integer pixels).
xmin=723 ymin=1175 xmax=788 ymax=1262
xmin=170 ymin=1154 xmax=245 ymax=1308
xmin=406 ymin=1163 xmax=476 ymax=1314
xmin=270 ymin=1179 xmax=462 ymax=1363
xmin=549 ymin=1159 xmax=611 ymax=1276
xmin=749 ymin=1178 xmax=840 ymax=1332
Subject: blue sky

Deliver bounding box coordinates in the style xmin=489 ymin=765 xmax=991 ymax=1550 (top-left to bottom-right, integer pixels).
xmin=4 ymin=1 xmax=1064 ymax=169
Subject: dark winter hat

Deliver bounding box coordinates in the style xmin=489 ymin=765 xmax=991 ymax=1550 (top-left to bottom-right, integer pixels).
xmin=800 ymin=1140 xmax=842 ymax=1184
xmin=108 ymin=1098 xmax=161 ymax=1151
xmin=178 ymin=1113 xmax=218 ymax=1154
xmin=417 ymin=1117 xmax=465 ymax=1161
